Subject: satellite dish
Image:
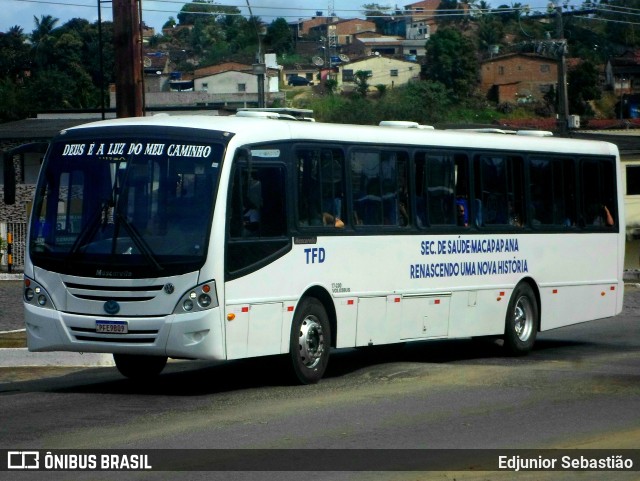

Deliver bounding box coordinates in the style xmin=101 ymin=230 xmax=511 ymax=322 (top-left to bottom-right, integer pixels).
xmin=338 ymin=54 xmax=350 ymax=63
xmin=312 ymin=56 xmax=324 ymax=66
xmin=143 ymin=57 xmax=152 ymax=67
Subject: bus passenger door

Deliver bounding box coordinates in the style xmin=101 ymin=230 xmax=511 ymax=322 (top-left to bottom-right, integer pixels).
xmin=400 ymin=294 xmax=451 ymax=340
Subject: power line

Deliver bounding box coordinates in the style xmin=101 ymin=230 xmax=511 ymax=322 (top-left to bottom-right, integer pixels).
xmin=7 ymin=0 xmax=567 ymax=20
xmin=8 ymin=0 xmax=640 ymax=27
xmin=576 ymin=14 xmax=640 ymax=27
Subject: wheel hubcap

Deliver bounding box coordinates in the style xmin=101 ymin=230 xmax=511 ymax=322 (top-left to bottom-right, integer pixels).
xmin=514 ymin=296 xmax=534 ymax=341
xmin=298 ymin=315 xmax=324 ymax=369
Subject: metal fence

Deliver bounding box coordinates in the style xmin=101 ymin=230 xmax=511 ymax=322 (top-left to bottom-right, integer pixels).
xmin=0 ymin=222 xmax=27 ymax=271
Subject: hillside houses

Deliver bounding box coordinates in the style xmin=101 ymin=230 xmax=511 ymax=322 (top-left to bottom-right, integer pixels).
xmin=108 ymin=0 xmax=620 ymax=110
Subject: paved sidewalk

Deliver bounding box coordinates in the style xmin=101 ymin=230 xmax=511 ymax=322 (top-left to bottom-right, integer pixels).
xmin=0 ymin=349 xmax=114 ymax=367
xmin=0 ymin=277 xmax=23 ymax=332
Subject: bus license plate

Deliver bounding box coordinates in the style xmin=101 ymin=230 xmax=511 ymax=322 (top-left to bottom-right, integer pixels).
xmin=96 ymin=320 xmax=128 ymax=334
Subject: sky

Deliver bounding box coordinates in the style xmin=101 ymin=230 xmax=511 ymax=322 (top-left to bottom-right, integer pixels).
xmin=2 ymin=0 xmax=580 ymax=35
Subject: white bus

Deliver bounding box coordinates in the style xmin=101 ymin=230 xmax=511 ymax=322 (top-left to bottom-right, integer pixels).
xmin=23 ymin=115 xmax=624 ymax=383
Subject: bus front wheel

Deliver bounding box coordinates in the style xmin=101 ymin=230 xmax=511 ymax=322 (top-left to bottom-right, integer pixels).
xmin=503 ymin=283 xmax=538 ymax=355
xmin=113 ymin=353 xmax=167 ymax=379
xmin=289 ymin=298 xmax=331 ymax=384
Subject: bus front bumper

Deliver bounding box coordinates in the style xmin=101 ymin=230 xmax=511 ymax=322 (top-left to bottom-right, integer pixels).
xmin=24 ymin=303 xmax=226 ymax=361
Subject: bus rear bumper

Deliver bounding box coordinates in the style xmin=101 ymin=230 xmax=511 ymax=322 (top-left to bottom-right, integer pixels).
xmin=25 ymin=303 xmax=225 ymax=361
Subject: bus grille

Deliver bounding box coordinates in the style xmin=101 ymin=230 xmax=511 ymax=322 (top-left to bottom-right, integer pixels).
xmin=68 ymin=326 xmax=159 ymax=344
xmin=64 ymin=282 xmax=165 ymax=302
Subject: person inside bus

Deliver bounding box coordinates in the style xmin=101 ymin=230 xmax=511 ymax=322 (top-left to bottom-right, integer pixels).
xmin=590 ymin=204 xmax=614 ymax=227
xmin=242 ymin=171 xmax=262 ymax=236
xmin=456 ymin=198 xmax=468 ymax=227
xmin=508 ymin=200 xmax=522 ymax=227
xmin=322 ymin=212 xmax=345 ymax=228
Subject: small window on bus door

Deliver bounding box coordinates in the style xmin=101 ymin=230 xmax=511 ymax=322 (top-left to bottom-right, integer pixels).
xmin=474 ymin=154 xmax=525 ymax=228
xmin=415 ymin=151 xmax=469 ymax=228
xmin=580 ymin=157 xmax=616 ymax=228
xmin=296 ymin=147 xmax=346 ymax=229
xmin=350 ymin=149 xmax=409 ymax=227
xmin=529 ymin=157 xmax=576 ymax=228
xmin=227 ymin=149 xmax=289 ymax=275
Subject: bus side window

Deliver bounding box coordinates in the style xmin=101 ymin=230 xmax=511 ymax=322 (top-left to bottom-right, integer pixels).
xmin=580 ymin=158 xmax=616 ymax=228
xmin=296 ymin=147 xmax=346 ymax=228
xmin=351 ymin=150 xmax=408 ymax=227
xmin=230 ymin=164 xmax=286 ymax=238
xmin=415 ymin=151 xmax=468 ymax=228
xmin=474 ymin=154 xmax=524 ymax=227
xmin=227 ymin=159 xmax=289 ymax=274
xmin=529 ymin=157 xmax=576 ymax=227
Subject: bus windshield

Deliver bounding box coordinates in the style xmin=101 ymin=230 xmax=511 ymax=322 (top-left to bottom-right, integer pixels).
xmin=29 ymin=132 xmax=225 ymax=278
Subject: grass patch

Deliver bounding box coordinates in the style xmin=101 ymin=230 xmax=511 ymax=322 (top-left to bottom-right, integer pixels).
xmin=0 ymin=330 xmax=26 ymax=348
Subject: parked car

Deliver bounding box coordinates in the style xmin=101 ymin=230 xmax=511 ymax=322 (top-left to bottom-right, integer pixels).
xmin=288 ymin=76 xmax=312 ymax=86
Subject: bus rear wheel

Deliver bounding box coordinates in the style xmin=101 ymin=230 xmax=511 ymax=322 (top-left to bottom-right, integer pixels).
xmin=113 ymin=353 xmax=167 ymax=379
xmin=289 ymin=298 xmax=331 ymax=384
xmin=503 ymin=283 xmax=538 ymax=355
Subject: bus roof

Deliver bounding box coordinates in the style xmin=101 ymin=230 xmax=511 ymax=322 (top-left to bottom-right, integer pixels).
xmin=62 ymin=115 xmax=619 ymax=157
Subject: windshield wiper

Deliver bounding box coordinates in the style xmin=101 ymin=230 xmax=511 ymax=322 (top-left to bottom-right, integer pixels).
xmin=68 ymin=200 xmax=112 ymax=257
xmin=114 ymin=212 xmax=164 ymax=273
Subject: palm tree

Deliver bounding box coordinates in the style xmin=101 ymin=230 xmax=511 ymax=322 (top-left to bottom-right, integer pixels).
xmin=8 ymin=25 xmax=25 ymax=38
xmin=31 ymin=15 xmax=59 ymax=45
xmin=31 ymin=15 xmax=59 ymax=69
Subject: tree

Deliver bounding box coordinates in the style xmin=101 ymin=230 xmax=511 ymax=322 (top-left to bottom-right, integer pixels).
xmin=601 ymin=0 xmax=640 ymax=48
xmin=0 ymin=78 xmax=30 ymax=121
xmin=0 ymin=27 xmax=30 ymax=81
xmin=362 ymin=3 xmax=395 ymax=32
xmin=265 ymin=18 xmax=293 ymax=55
xmin=424 ymin=27 xmax=479 ymax=99
xmin=177 ymin=0 xmax=220 ymax=26
xmin=31 ymin=15 xmax=60 ymax=69
xmin=163 ymin=17 xmax=177 ymax=30
xmin=436 ymin=0 xmax=461 ymax=25
xmin=354 ymin=70 xmax=371 ymax=97
xmin=476 ymin=14 xmax=504 ymax=52
xmin=568 ymin=60 xmax=600 ymax=117
xmin=31 ymin=14 xmax=59 ymax=45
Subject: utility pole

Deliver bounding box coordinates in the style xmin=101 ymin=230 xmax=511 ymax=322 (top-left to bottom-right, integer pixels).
xmin=554 ymin=2 xmax=569 ymax=134
xmin=246 ymin=0 xmax=266 ymax=108
xmin=112 ymin=0 xmax=144 ymax=117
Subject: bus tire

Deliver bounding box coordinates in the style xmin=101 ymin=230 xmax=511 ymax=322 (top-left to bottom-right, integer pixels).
xmin=289 ymin=297 xmax=331 ymax=384
xmin=113 ymin=353 xmax=167 ymax=379
xmin=503 ymin=283 xmax=538 ymax=356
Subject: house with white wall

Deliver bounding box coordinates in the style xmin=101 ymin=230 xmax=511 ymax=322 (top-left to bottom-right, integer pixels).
xmin=337 ymin=55 xmax=419 ymax=92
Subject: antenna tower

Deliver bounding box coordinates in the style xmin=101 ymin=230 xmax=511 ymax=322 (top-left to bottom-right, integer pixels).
xmin=327 ymin=0 xmax=337 ymax=64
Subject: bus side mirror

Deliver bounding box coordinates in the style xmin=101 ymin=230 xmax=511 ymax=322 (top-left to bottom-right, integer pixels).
xmin=2 ymin=151 xmax=16 ymax=205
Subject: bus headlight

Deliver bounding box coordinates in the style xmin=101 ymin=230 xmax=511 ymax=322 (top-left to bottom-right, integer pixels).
xmin=23 ymin=277 xmax=56 ymax=310
xmin=173 ymin=280 xmax=218 ymax=314
xmin=198 ymin=294 xmax=212 ymax=308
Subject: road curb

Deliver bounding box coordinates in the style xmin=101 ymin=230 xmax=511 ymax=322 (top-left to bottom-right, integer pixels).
xmin=0 ymin=348 xmax=114 ymax=367
xmin=0 ymin=274 xmax=22 ymax=281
